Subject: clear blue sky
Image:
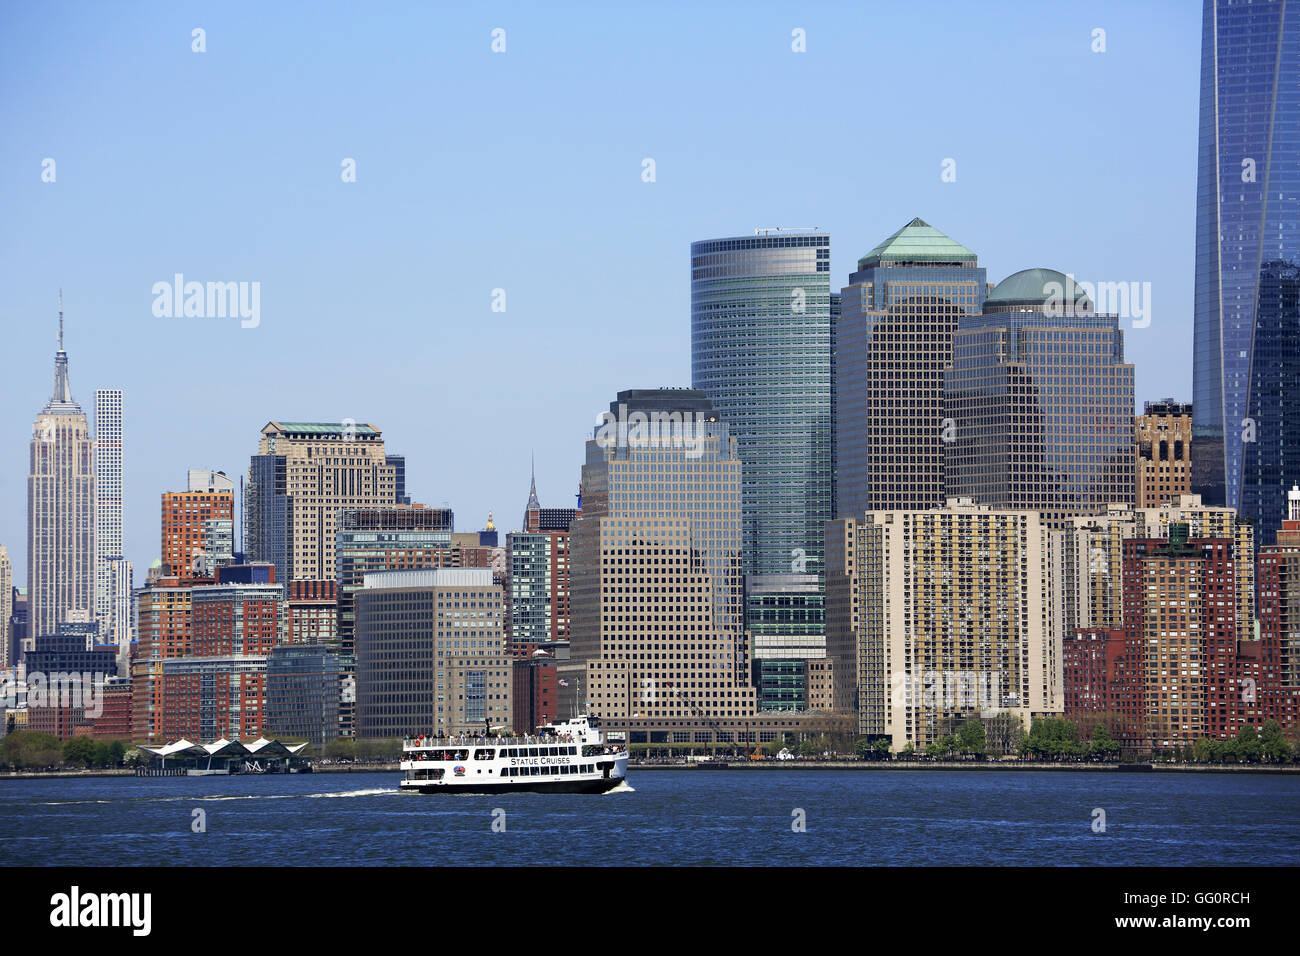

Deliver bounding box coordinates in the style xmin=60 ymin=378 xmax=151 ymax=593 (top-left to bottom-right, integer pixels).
xmin=0 ymin=1 xmax=1201 ymax=585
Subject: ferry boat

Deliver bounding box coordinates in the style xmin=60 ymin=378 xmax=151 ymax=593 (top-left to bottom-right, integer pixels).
xmin=400 ymin=715 xmax=629 ymax=794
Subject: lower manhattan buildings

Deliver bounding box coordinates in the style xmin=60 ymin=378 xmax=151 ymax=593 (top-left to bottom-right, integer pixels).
xmin=245 ymin=420 xmax=404 ymax=582
xmin=835 ymin=218 xmax=986 ymax=517
xmin=944 ymin=269 xmax=1136 ymax=530
xmin=827 ymin=500 xmax=1066 ymax=751
xmin=563 ymin=389 xmax=847 ymax=744
xmin=1192 ymin=0 xmax=1300 ymax=544
xmin=1135 ymin=399 xmax=1194 ymax=508
xmin=690 ymin=231 xmax=833 ymax=668
xmin=355 ymin=568 xmax=511 ymax=738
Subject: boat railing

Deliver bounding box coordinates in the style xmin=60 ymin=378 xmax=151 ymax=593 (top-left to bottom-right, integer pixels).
xmin=403 ymin=734 xmax=586 ymax=750
xmin=401 ymin=736 xmax=628 ymax=756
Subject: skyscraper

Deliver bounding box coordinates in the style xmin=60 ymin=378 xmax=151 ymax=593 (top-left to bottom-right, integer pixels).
xmin=507 ymin=466 xmax=577 ymax=654
xmin=28 ymin=302 xmax=96 ymax=642
xmin=0 ymin=547 xmax=11 ymax=669
xmin=1135 ymin=399 xmax=1193 ymax=508
xmin=244 ymin=421 xmax=402 ymax=581
xmin=1192 ymin=0 xmax=1300 ymax=545
xmin=835 ymin=218 xmax=986 ymax=516
xmin=944 ymin=268 xmax=1136 ymax=529
xmin=565 ymin=389 xmax=757 ymax=726
xmin=93 ymin=388 xmax=132 ymax=657
xmin=691 ymin=231 xmax=832 ymax=662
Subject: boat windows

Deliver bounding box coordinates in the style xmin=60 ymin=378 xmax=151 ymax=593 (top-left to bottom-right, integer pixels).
xmin=473 ymin=749 xmax=495 ymax=760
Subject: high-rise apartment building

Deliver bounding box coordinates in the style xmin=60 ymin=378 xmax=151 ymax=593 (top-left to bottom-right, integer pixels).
xmin=92 ymin=389 xmax=132 ymax=657
xmin=827 ymin=500 xmax=1066 ymax=749
xmin=28 ymin=306 xmax=96 ymax=642
xmin=945 ymin=268 xmax=1136 ymax=530
xmin=355 ymin=568 xmax=511 ymax=738
xmin=1116 ymin=527 xmax=1268 ymax=753
xmin=1135 ymin=399 xmax=1193 ymax=508
xmin=1192 ymin=0 xmax=1300 ymax=545
xmin=161 ymin=470 xmax=235 ymax=580
xmin=691 ymin=231 xmax=832 ymax=661
xmin=1258 ymin=486 xmax=1300 ymax=729
xmin=835 ymin=218 xmax=986 ymax=516
xmin=245 ymin=421 xmax=401 ymax=581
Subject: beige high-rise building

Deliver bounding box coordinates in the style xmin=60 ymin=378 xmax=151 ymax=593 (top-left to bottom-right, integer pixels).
xmin=565 ymin=390 xmax=757 ymax=730
xmin=1135 ymin=399 xmax=1192 ymax=508
xmin=828 ymin=499 xmax=1065 ymax=750
xmin=245 ymin=421 xmax=401 ymax=581
xmin=0 ymin=546 xmax=12 ymax=669
xmin=28 ymin=308 xmax=96 ymax=643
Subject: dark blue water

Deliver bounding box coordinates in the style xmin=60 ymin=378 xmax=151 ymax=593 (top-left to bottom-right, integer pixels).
xmin=3 ymin=770 xmax=1296 ymax=866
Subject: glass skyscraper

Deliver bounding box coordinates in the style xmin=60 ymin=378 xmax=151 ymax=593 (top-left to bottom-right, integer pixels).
xmin=1192 ymin=0 xmax=1300 ymax=545
xmin=690 ymin=231 xmax=831 ymax=663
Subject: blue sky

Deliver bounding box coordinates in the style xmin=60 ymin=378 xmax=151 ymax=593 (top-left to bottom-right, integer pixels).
xmin=0 ymin=1 xmax=1201 ymax=583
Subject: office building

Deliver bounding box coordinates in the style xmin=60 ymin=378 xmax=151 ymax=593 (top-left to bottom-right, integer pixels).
xmin=266 ymin=644 xmax=341 ymax=747
xmin=245 ymin=421 xmax=402 ymax=582
xmin=835 ymin=218 xmax=986 ymax=516
xmin=1191 ymin=0 xmax=1300 ymax=545
xmin=1136 ymin=399 xmax=1193 ymax=508
xmin=507 ymin=467 xmax=576 ymax=653
xmin=691 ymin=230 xmax=832 ymax=661
xmin=945 ymin=268 xmax=1136 ymax=530
xmin=28 ymin=304 xmax=96 ymax=642
xmin=355 ymin=568 xmax=511 ymax=739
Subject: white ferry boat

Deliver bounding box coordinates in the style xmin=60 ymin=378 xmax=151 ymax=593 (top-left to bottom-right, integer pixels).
xmin=400 ymin=715 xmax=629 ymax=794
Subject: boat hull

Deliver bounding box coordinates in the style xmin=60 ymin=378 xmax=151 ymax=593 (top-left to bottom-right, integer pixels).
xmin=401 ymin=775 xmax=627 ymax=795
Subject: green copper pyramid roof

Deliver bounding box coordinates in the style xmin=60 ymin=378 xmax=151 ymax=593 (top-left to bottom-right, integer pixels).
xmin=856 ymin=217 xmax=978 ymax=270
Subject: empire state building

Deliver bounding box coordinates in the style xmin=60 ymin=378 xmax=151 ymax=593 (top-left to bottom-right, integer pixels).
xmin=27 ymin=300 xmax=96 ymax=644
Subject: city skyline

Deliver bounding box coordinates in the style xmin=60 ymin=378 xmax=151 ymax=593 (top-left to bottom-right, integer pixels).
xmin=0 ymin=2 xmax=1203 ymax=586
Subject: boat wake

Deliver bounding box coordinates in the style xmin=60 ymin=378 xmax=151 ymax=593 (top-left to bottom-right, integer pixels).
xmin=308 ymin=787 xmax=399 ymax=798
xmin=603 ymin=780 xmax=636 ymax=794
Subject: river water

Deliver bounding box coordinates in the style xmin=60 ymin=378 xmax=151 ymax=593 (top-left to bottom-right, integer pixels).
xmin=3 ymin=769 xmax=1296 ymax=866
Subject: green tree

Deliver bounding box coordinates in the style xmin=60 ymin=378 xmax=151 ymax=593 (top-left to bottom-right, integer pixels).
xmin=1259 ymin=720 xmax=1291 ymax=763
xmin=1088 ymin=723 xmax=1120 ymax=761
xmin=1235 ymin=725 xmax=1262 ymax=763
xmin=62 ymin=736 xmax=97 ymax=767
xmin=797 ymin=739 xmax=819 ymax=758
xmin=956 ymin=720 xmax=986 ymax=757
xmin=108 ymin=740 xmax=127 ymax=766
xmin=325 ymin=738 xmax=356 ymax=760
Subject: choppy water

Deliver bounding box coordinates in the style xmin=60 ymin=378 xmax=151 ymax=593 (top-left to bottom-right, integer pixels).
xmin=2 ymin=770 xmax=1296 ymax=866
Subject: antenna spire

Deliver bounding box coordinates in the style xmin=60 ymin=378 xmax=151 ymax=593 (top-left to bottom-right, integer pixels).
xmin=58 ymin=289 xmax=64 ymax=352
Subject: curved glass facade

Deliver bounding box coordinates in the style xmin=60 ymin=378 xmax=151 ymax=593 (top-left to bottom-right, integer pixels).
xmin=690 ymin=234 xmax=831 ymax=657
xmin=1193 ymin=0 xmax=1300 ymax=545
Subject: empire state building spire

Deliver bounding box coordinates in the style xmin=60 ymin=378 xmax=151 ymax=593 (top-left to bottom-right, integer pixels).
xmin=46 ymin=291 xmax=78 ymax=412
